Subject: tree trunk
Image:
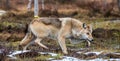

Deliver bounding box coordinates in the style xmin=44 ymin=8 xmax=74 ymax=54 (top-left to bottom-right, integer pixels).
xmin=41 ymin=0 xmax=45 ymax=10
xmin=6 ymin=0 xmax=10 ymax=9
xmin=27 ymin=0 xmax=32 ymax=11
xmin=118 ymin=0 xmax=120 ymax=11
xmin=102 ymin=0 xmax=107 ymax=11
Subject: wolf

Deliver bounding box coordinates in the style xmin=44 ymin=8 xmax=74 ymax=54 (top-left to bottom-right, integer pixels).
xmin=19 ymin=17 xmax=93 ymax=54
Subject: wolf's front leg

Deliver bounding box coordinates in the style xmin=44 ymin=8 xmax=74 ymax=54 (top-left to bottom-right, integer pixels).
xmin=58 ymin=36 xmax=68 ymax=54
xmin=86 ymin=40 xmax=91 ymax=47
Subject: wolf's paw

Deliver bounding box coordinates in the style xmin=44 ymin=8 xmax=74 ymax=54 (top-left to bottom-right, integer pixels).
xmin=86 ymin=44 xmax=90 ymax=48
xmin=63 ymin=51 xmax=68 ymax=54
xmin=45 ymin=47 xmax=49 ymax=49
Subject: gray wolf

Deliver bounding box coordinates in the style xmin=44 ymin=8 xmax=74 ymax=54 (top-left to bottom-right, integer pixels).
xmin=19 ymin=17 xmax=93 ymax=54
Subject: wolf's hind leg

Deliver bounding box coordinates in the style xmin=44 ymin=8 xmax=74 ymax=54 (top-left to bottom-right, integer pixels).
xmin=20 ymin=33 xmax=32 ymax=46
xmin=23 ymin=37 xmax=36 ymax=50
xmin=23 ymin=41 xmax=34 ymax=50
xmin=20 ymin=33 xmax=29 ymax=45
xmin=19 ymin=33 xmax=32 ymax=50
xmin=35 ymin=38 xmax=49 ymax=49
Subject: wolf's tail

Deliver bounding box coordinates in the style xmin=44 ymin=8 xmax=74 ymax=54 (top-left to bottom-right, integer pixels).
xmin=20 ymin=24 xmax=33 ymax=46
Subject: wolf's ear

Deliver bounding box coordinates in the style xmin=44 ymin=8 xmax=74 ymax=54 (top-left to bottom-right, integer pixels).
xmin=87 ymin=24 xmax=92 ymax=32
xmin=83 ymin=23 xmax=87 ymax=29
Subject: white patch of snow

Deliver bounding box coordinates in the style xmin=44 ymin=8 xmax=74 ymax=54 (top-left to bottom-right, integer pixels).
xmin=0 ymin=10 xmax=6 ymax=16
xmin=48 ymin=58 xmax=55 ymax=60
xmin=52 ymin=56 xmax=80 ymax=61
xmin=85 ymin=51 xmax=103 ymax=55
xmin=7 ymin=50 xmax=30 ymax=59
xmin=39 ymin=52 xmax=58 ymax=56
xmin=111 ymin=53 xmax=120 ymax=55
xmin=48 ymin=53 xmax=58 ymax=56
xmin=52 ymin=57 xmax=120 ymax=61
xmin=6 ymin=50 xmax=120 ymax=61
xmin=76 ymin=51 xmax=83 ymax=54
xmin=87 ymin=58 xmax=120 ymax=61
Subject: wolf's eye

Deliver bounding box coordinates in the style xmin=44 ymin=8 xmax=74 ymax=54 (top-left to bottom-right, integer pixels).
xmin=87 ymin=33 xmax=89 ymax=35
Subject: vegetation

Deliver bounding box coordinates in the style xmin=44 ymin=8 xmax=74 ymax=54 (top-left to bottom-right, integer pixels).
xmin=0 ymin=0 xmax=120 ymax=61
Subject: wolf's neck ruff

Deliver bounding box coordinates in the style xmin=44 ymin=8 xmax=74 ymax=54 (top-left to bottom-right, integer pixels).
xmin=71 ymin=19 xmax=85 ymax=38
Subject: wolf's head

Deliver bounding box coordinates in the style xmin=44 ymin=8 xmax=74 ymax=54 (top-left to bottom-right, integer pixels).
xmin=80 ymin=23 xmax=93 ymax=41
xmin=72 ymin=23 xmax=93 ymax=42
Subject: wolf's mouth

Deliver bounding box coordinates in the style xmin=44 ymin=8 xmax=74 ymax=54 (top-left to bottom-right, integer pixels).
xmin=87 ymin=39 xmax=94 ymax=42
xmin=69 ymin=36 xmax=86 ymax=41
xmin=68 ymin=36 xmax=87 ymax=41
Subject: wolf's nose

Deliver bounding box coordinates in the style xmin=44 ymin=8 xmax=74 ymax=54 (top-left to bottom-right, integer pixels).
xmin=91 ymin=39 xmax=94 ymax=42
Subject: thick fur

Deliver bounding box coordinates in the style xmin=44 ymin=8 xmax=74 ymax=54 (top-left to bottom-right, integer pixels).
xmin=20 ymin=17 xmax=93 ymax=54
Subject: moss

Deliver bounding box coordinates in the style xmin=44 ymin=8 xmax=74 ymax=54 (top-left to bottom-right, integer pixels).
xmin=34 ymin=55 xmax=51 ymax=61
xmin=16 ymin=58 xmax=35 ymax=61
xmin=2 ymin=21 xmax=17 ymax=27
xmin=5 ymin=41 xmax=20 ymax=50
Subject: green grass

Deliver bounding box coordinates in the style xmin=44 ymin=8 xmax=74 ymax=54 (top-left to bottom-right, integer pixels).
xmin=33 ymin=55 xmax=51 ymax=61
